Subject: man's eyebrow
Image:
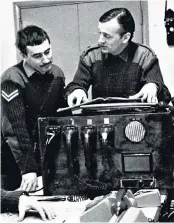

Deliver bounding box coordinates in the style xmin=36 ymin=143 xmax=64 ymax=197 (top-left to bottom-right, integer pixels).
xmin=32 ymin=47 xmax=50 ymax=56
xmin=32 ymin=52 xmax=42 ymax=56
xmin=44 ymin=47 xmax=50 ymax=52
xmin=102 ymin=32 xmax=112 ymax=36
xmin=98 ymin=29 xmax=111 ymax=35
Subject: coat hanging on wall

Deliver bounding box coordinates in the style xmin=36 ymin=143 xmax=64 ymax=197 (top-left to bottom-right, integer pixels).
xmin=164 ymin=0 xmax=174 ymax=46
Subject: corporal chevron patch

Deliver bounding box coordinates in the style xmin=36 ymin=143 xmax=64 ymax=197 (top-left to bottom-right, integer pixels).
xmin=1 ymin=90 xmax=19 ymax=102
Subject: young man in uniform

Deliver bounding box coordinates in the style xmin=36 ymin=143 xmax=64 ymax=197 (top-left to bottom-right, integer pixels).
xmin=1 ymin=25 xmax=68 ymax=192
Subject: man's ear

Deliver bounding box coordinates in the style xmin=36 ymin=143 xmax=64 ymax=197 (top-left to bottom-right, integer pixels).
xmin=18 ymin=50 xmax=27 ymax=59
xmin=123 ymin=32 xmax=131 ymax=43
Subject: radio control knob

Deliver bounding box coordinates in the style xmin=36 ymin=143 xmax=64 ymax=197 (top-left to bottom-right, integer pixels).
xmin=137 ymin=180 xmax=144 ymax=188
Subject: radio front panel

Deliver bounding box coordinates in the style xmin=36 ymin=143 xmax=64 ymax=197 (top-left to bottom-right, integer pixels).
xmin=38 ymin=111 xmax=173 ymax=196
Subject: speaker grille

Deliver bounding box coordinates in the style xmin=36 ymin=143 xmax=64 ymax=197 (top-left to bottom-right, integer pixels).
xmin=125 ymin=121 xmax=145 ymax=142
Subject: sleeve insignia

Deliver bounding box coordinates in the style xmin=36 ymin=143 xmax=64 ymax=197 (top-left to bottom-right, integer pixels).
xmin=1 ymin=89 xmax=19 ymax=102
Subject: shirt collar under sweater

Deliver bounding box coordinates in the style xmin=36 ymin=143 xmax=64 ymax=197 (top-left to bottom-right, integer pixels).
xmin=23 ymin=60 xmax=36 ymax=78
xmin=103 ymin=42 xmax=130 ymax=62
xmin=23 ymin=60 xmax=53 ymax=78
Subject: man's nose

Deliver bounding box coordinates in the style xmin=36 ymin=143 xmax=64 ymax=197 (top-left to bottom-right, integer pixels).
xmin=98 ymin=34 xmax=105 ymax=44
xmin=42 ymin=55 xmax=50 ymax=63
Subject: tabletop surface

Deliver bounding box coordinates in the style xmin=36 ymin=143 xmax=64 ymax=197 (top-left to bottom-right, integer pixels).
xmin=0 ymin=177 xmax=90 ymax=223
xmin=0 ymin=177 xmax=167 ymax=223
xmin=0 ymin=199 xmax=90 ymax=223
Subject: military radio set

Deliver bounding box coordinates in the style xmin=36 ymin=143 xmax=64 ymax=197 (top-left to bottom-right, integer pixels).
xmin=38 ymin=98 xmax=173 ymax=195
xmin=38 ymin=97 xmax=174 ymax=222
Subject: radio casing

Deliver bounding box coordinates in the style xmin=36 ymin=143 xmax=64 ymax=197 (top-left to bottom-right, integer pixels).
xmin=38 ymin=110 xmax=173 ymax=196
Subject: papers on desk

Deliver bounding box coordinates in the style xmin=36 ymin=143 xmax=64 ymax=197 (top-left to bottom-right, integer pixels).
xmin=80 ymin=102 xmax=157 ymax=109
xmin=57 ymin=97 xmax=156 ymax=113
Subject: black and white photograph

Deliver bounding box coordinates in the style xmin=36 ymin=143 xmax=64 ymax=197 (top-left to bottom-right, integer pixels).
xmin=1 ymin=0 xmax=174 ymax=222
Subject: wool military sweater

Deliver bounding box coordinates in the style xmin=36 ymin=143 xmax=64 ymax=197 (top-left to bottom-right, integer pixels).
xmin=1 ymin=61 xmax=67 ymax=175
xmin=1 ymin=189 xmax=25 ymax=213
xmin=66 ymin=41 xmax=171 ymax=102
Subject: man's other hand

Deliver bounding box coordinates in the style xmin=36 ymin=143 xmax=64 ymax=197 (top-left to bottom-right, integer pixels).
xmin=20 ymin=172 xmax=38 ymax=192
xmin=129 ymin=83 xmax=158 ymax=103
xmin=67 ymin=89 xmax=88 ymax=107
xmin=18 ymin=195 xmax=56 ymax=221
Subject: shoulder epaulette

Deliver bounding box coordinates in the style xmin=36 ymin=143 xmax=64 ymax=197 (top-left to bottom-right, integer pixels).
xmin=82 ymin=44 xmax=101 ymax=57
xmin=137 ymin=43 xmax=156 ymax=56
xmin=1 ymin=65 xmax=28 ymax=88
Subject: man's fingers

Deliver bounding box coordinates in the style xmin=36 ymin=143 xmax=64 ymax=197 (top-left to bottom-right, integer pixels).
xmin=20 ymin=180 xmax=28 ymax=191
xmin=45 ymin=207 xmax=56 ymax=220
xmin=150 ymin=95 xmax=158 ymax=103
xmin=141 ymin=92 xmax=148 ymax=102
xmin=68 ymin=94 xmax=77 ymax=107
xmin=26 ymin=182 xmax=34 ymax=192
xmin=21 ymin=181 xmax=36 ymax=192
xmin=47 ymin=206 xmax=56 ymax=219
xmin=30 ymin=182 xmax=38 ymax=192
xmin=68 ymin=94 xmax=79 ymax=107
xmin=67 ymin=96 xmax=73 ymax=107
xmin=129 ymin=91 xmax=143 ymax=99
xmin=20 ymin=177 xmax=26 ymax=190
xmin=17 ymin=207 xmax=26 ymax=222
xmin=147 ymin=94 xmax=153 ymax=103
xmin=34 ymin=203 xmax=56 ymax=221
xmin=82 ymin=95 xmax=88 ymax=103
xmin=76 ymin=95 xmax=83 ymax=106
xmin=154 ymin=96 xmax=158 ymax=103
xmin=146 ymin=93 xmax=158 ymax=103
xmin=25 ymin=181 xmax=35 ymax=192
xmin=50 ymin=208 xmax=56 ymax=219
xmin=32 ymin=203 xmax=47 ymax=221
xmin=67 ymin=89 xmax=88 ymax=107
xmin=43 ymin=206 xmax=56 ymax=221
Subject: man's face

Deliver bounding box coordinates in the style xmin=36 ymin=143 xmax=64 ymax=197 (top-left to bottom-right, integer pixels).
xmin=24 ymin=39 xmax=53 ymax=74
xmin=98 ymin=18 xmax=130 ymax=55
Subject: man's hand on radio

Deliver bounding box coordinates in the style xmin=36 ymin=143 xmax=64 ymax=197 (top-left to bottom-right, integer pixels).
xmin=20 ymin=172 xmax=38 ymax=192
xmin=129 ymin=83 xmax=158 ymax=103
xmin=67 ymin=89 xmax=88 ymax=107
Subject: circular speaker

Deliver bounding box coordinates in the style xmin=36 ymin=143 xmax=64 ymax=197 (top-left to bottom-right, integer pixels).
xmin=125 ymin=121 xmax=145 ymax=142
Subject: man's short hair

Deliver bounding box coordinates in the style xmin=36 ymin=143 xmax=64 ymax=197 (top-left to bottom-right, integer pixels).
xmin=16 ymin=25 xmax=50 ymax=55
xmin=99 ymin=8 xmax=135 ymax=40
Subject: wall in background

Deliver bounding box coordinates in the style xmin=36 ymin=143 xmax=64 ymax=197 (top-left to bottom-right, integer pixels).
xmin=0 ymin=0 xmax=33 ymax=74
xmin=0 ymin=0 xmax=96 ymax=74
xmin=16 ymin=0 xmax=143 ymax=85
xmin=148 ymin=0 xmax=174 ymax=96
xmin=1 ymin=0 xmax=174 ymax=97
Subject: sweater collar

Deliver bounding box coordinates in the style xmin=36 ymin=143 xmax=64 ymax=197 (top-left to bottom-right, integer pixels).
xmin=23 ymin=61 xmax=53 ymax=78
xmin=103 ymin=42 xmax=130 ymax=62
xmin=118 ymin=44 xmax=129 ymax=62
xmin=23 ymin=60 xmax=36 ymax=78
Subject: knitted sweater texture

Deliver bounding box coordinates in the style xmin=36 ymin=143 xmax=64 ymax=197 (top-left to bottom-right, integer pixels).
xmin=66 ymin=41 xmax=171 ymax=102
xmin=1 ymin=189 xmax=24 ymax=213
xmin=1 ymin=62 xmax=67 ymax=175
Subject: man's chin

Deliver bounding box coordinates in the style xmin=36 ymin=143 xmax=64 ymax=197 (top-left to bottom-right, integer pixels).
xmin=40 ymin=65 xmax=52 ymax=74
xmin=101 ymin=48 xmax=109 ymax=53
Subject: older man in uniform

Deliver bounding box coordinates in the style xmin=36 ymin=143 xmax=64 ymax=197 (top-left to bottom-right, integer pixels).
xmin=66 ymin=8 xmax=171 ymax=106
